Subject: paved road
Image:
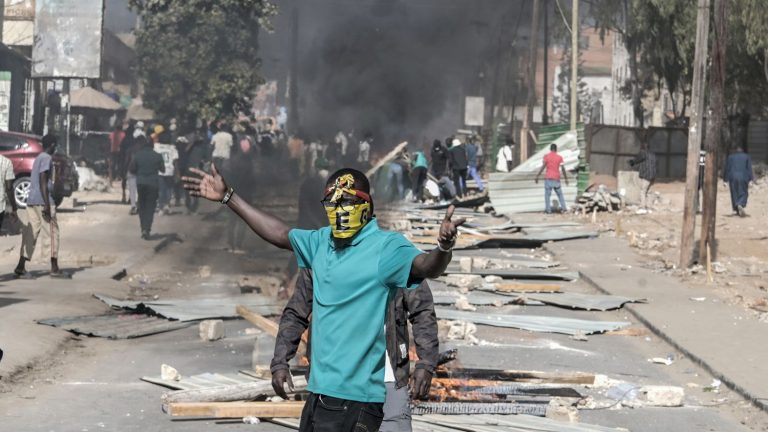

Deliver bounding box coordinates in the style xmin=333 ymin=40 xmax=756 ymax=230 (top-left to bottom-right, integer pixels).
xmin=0 ymin=193 xmax=760 ymax=431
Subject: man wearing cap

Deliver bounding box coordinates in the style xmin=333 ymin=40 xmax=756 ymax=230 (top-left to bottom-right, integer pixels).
xmin=183 ymin=166 xmax=462 ymax=432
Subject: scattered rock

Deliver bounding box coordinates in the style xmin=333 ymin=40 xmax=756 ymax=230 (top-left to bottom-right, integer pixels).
xmin=454 ymin=296 xmax=477 ymax=312
xmin=199 ymin=320 xmax=225 ymax=341
xmin=161 ymin=364 xmax=181 ymax=381
xmin=640 ymin=385 xmax=684 ymax=407
xmin=198 ymin=265 xmax=212 ymax=278
xmin=546 ymin=397 xmax=580 ymax=422
xmin=459 ymin=257 xmax=473 ymax=273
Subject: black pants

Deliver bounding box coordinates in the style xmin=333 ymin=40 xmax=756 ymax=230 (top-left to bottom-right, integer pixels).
xmin=452 ymin=169 xmax=467 ymax=197
xmin=184 ymin=189 xmax=199 ymax=213
xmin=411 ymin=167 xmax=427 ymax=201
xmin=728 ymin=178 xmax=749 ymax=211
xmin=137 ymin=184 xmax=159 ymax=233
xmin=299 ymin=393 xmax=384 ymax=432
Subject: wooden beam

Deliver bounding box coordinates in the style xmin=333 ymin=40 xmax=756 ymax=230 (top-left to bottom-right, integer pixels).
xmin=436 ymin=368 xmax=594 ymax=385
xmin=365 ymin=141 xmax=408 ymax=179
xmin=167 ymin=401 xmax=305 ymax=418
xmin=237 ymin=305 xmax=279 ymax=337
xmin=494 ymin=282 xmax=561 ymax=293
xmin=162 ymin=376 xmax=308 ymax=404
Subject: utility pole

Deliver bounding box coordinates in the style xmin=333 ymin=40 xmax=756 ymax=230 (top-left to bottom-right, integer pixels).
xmin=570 ymin=0 xmax=578 ymax=131
xmin=520 ymin=0 xmax=541 ymax=162
xmin=288 ymin=4 xmax=300 ymax=135
xmin=699 ymin=0 xmax=728 ymax=264
xmin=679 ymin=0 xmax=711 ymax=269
xmin=542 ymin=0 xmax=549 ymax=125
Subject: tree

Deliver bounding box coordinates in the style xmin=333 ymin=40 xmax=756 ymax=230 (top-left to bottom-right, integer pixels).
xmin=129 ymin=0 xmax=277 ymax=125
xmin=552 ymin=43 xmax=589 ymax=123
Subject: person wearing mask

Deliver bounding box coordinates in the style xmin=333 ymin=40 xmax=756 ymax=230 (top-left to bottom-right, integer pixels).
xmin=429 ymin=139 xmax=449 ymax=179
xmin=129 ymin=136 xmax=164 ymax=239
xmin=465 ymin=138 xmax=484 ymax=193
xmin=0 ymin=153 xmax=17 ymax=233
xmin=535 ymin=143 xmax=569 ymax=214
xmin=272 ymin=269 xmax=438 ymax=432
xmin=14 ymin=134 xmax=69 ymax=279
xmin=448 ymin=138 xmax=468 ymax=198
xmin=628 ymin=142 xmax=657 ymax=211
xmin=182 ymin=166 xmax=463 ymax=432
xmin=121 ymin=121 xmax=144 ymax=214
xmin=723 ymin=146 xmax=754 ymax=217
xmin=495 ymin=138 xmax=515 ymax=172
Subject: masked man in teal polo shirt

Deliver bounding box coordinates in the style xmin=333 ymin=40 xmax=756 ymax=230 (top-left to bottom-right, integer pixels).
xmin=184 ymin=166 xmax=464 ymax=432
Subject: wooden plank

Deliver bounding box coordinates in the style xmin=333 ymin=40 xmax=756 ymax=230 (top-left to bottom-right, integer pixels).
xmin=494 ymin=283 xmax=561 ymax=293
xmin=365 ymin=141 xmax=408 ymax=178
xmin=436 ymin=368 xmax=594 ymax=385
xmin=162 ymin=376 xmax=308 ymax=404
xmin=237 ymin=305 xmax=279 ymax=337
xmin=167 ymin=401 xmax=305 ymax=418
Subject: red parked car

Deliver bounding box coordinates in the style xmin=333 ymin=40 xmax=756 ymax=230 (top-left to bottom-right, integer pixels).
xmin=0 ymin=131 xmax=79 ymax=208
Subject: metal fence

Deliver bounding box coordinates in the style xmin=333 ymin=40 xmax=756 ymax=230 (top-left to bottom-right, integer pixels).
xmin=587 ymin=125 xmax=688 ymax=179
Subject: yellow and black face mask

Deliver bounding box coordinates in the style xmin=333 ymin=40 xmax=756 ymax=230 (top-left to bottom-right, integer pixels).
xmin=323 ymin=174 xmax=372 ymax=239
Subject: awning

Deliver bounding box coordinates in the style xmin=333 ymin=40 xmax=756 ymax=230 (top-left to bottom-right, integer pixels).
xmin=69 ymin=86 xmax=123 ymax=111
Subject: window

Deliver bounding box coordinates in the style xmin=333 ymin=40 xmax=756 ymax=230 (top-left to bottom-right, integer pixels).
xmin=0 ymin=134 xmax=23 ymax=152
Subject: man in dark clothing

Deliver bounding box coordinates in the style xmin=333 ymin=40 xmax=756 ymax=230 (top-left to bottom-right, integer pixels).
xmin=430 ymin=139 xmax=449 ymax=178
xmin=448 ymin=138 xmax=469 ymax=198
xmin=129 ymin=136 xmax=164 ymax=239
xmin=724 ymin=146 xmax=754 ymax=217
xmin=628 ymin=143 xmax=657 ymax=210
xmin=271 ymin=268 xmax=438 ymax=432
xmin=179 ymin=132 xmax=208 ymax=214
xmin=465 ymin=138 xmax=484 ymax=192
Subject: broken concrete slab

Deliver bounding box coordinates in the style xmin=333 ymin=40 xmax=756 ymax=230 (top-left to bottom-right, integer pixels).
xmin=436 ymin=308 xmax=631 ymax=336
xmin=198 ymin=320 xmax=225 ymax=341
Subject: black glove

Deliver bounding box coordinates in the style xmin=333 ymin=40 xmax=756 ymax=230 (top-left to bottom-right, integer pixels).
xmin=271 ymin=368 xmax=294 ymax=399
xmin=410 ymin=368 xmax=433 ymax=400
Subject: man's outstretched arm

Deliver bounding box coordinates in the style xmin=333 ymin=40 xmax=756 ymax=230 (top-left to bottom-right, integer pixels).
xmin=183 ymin=164 xmax=293 ymax=250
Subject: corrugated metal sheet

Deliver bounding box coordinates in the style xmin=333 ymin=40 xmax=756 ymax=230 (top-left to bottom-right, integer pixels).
xmin=414 ymin=414 xmax=629 ymax=432
xmin=94 ymin=293 xmax=283 ymax=322
xmin=489 ymin=132 xmax=580 ymax=215
xmin=38 ymin=314 xmax=192 ymax=339
xmin=435 ymin=308 xmax=630 ymax=335
xmin=141 ymin=372 xmax=262 ymax=391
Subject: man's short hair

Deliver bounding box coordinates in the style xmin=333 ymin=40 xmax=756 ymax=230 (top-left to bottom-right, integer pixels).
xmin=42 ymin=134 xmax=58 ymax=150
xmin=325 ymin=168 xmax=371 ymax=196
xmin=550 ymin=143 xmax=558 ymax=152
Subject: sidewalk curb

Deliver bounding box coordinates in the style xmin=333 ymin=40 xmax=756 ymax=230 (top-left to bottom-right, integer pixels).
xmin=545 ymin=244 xmax=768 ymax=413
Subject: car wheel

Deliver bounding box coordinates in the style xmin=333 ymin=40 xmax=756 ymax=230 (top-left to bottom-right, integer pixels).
xmin=13 ymin=177 xmax=30 ymax=209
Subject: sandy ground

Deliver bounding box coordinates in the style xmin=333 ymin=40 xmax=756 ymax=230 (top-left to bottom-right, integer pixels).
xmin=569 ymin=177 xmax=768 ymax=321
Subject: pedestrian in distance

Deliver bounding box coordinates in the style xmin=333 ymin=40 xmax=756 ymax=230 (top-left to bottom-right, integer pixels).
xmin=108 ymin=123 xmax=125 ymax=182
xmin=723 ymin=146 xmax=754 ymax=217
xmin=272 ymin=269 xmax=439 ymax=432
xmin=153 ymin=129 xmax=180 ymax=215
xmin=182 ymin=165 xmax=464 ymax=432
xmin=178 ymin=133 xmax=208 ymax=214
xmin=448 ymin=138 xmax=468 ymax=198
xmin=129 ymin=135 xmax=164 ymax=240
xmin=535 ymin=143 xmax=569 ymax=214
xmin=628 ymin=141 xmax=657 ymax=211
xmin=121 ymin=121 xmax=144 ymax=214
xmin=210 ymin=122 xmax=234 ymax=176
xmin=410 ymin=149 xmax=429 ymax=202
xmin=0 ymin=153 xmax=17 ymax=233
xmin=14 ymin=134 xmax=70 ymax=279
xmin=465 ymin=137 xmax=484 ymax=192
xmin=495 ymin=137 xmax=515 ymax=172
xmin=429 ymin=139 xmax=449 ymax=179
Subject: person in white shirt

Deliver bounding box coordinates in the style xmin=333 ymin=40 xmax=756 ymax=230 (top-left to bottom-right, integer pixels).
xmin=210 ymin=123 xmax=234 ymax=172
xmin=495 ymin=138 xmax=515 ymax=172
xmin=154 ymin=138 xmax=180 ymax=214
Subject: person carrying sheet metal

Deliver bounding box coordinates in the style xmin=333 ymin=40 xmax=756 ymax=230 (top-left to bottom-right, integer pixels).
xmin=182 ymin=166 xmax=462 ymax=432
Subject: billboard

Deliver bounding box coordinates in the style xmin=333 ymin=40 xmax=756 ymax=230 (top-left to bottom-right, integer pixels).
xmin=31 ymin=0 xmax=105 ymax=78
xmin=5 ymin=0 xmax=36 ymax=20
xmin=464 ymin=96 xmax=485 ymax=127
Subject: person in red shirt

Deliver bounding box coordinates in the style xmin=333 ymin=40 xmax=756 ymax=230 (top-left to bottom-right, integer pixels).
xmin=109 ymin=124 xmax=126 ymax=182
xmin=535 ymin=143 xmax=569 ymax=214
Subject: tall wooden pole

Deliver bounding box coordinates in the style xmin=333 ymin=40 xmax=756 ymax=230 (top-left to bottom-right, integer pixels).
xmin=679 ymin=0 xmax=711 ymax=268
xmin=542 ymin=0 xmax=549 ymax=125
xmin=520 ymin=0 xmax=541 ymax=162
xmin=699 ymin=0 xmax=728 ymax=264
xmin=570 ymin=0 xmax=578 ymax=131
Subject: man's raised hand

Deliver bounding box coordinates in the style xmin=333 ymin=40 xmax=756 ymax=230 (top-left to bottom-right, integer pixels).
xmin=182 ymin=163 xmax=227 ymax=202
xmin=438 ymin=205 xmax=466 ymax=250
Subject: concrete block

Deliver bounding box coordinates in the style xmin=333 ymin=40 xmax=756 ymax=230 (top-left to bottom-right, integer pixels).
xmin=161 ymin=364 xmax=181 ymax=381
xmin=459 ymin=257 xmax=474 ymax=273
xmin=617 ymin=171 xmax=642 ymax=204
xmin=199 ymin=319 xmax=225 ymax=341
xmin=640 ymin=385 xmax=685 ymax=407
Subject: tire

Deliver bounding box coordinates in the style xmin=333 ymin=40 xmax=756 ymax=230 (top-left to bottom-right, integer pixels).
xmin=12 ymin=176 xmax=30 ymax=209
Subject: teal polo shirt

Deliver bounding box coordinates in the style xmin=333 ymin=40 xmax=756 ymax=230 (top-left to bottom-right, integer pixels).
xmin=288 ymin=218 xmax=423 ymax=402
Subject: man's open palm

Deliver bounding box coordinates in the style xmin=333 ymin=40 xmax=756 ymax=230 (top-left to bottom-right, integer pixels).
xmin=182 ymin=164 xmax=227 ymax=202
